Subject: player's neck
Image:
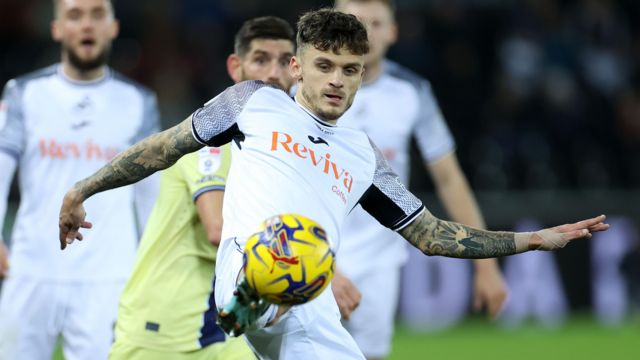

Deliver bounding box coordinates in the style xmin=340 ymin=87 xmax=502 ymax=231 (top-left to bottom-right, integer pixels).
xmin=294 ymin=92 xmax=338 ymax=126
xmin=61 ymin=62 xmax=107 ymax=82
xmin=363 ymin=59 xmax=383 ymax=83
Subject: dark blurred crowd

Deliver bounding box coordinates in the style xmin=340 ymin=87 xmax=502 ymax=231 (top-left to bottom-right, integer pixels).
xmin=1 ymin=0 xmax=639 ymax=191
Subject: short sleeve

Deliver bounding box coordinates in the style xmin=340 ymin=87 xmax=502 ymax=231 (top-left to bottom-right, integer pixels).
xmin=0 ymin=80 xmax=26 ymax=159
xmin=176 ymin=144 xmax=232 ymax=202
xmin=191 ymin=80 xmax=267 ymax=147
xmin=358 ymin=138 xmax=425 ymax=231
xmin=413 ymin=80 xmax=456 ymax=163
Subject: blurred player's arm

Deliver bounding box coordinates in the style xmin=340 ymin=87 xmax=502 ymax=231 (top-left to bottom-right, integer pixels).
xmin=426 ymin=152 xmax=506 ymax=318
xmin=399 ymin=210 xmax=608 ymax=258
xmin=195 ymin=191 xmax=224 ymax=246
xmin=0 ymin=152 xmax=16 ymax=278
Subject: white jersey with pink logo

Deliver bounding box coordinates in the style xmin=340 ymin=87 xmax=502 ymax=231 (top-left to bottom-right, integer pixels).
xmin=0 ymin=64 xmax=159 ymax=281
xmin=190 ymin=80 xmax=425 ymax=255
xmin=337 ymin=60 xmax=456 ymax=276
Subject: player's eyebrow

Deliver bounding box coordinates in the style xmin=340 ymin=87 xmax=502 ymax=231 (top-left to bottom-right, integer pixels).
xmin=249 ymin=49 xmax=271 ymax=57
xmin=343 ymin=62 xmax=362 ymax=69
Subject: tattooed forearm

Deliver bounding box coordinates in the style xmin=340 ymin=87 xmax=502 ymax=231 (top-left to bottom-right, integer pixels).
xmin=400 ymin=211 xmax=516 ymax=258
xmin=74 ymin=117 xmax=203 ymax=200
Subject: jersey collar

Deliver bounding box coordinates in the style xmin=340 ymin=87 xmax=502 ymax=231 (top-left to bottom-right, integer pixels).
xmin=293 ymin=97 xmax=337 ymax=128
xmin=57 ymin=64 xmax=111 ymax=86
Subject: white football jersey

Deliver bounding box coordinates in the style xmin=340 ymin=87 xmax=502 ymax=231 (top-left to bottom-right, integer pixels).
xmin=337 ymin=60 xmax=455 ymax=276
xmin=191 ymin=81 xmax=425 ymax=255
xmin=0 ymin=64 xmax=159 ymax=281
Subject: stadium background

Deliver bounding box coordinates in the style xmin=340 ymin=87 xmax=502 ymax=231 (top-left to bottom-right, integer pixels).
xmin=0 ymin=0 xmax=638 ymax=359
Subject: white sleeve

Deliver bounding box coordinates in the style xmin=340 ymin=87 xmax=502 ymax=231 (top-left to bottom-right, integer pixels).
xmin=191 ymin=80 xmax=268 ymax=146
xmin=0 ymin=151 xmax=17 ymax=242
xmin=413 ymin=80 xmax=456 ymax=163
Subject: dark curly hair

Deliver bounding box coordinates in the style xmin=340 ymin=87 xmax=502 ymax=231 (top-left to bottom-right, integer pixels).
xmin=296 ymin=8 xmax=369 ymax=55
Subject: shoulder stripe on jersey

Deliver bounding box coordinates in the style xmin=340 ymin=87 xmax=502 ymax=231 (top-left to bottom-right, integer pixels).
xmin=191 ymin=80 xmax=267 ymax=146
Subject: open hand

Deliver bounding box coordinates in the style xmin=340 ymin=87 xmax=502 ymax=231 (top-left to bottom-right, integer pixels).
xmin=531 ymin=215 xmax=609 ymax=251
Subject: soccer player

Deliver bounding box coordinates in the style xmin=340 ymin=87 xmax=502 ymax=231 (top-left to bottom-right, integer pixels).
xmin=333 ymin=0 xmax=506 ymax=357
xmin=58 ymin=9 xmax=609 ymax=360
xmin=107 ymin=16 xmax=295 ymax=360
xmin=0 ymin=0 xmax=159 ymax=359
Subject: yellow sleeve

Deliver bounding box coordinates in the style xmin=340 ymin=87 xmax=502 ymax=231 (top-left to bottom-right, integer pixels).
xmin=174 ymin=144 xmax=231 ymax=201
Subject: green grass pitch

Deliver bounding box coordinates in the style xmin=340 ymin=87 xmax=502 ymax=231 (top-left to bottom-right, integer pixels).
xmin=52 ymin=316 xmax=638 ymax=360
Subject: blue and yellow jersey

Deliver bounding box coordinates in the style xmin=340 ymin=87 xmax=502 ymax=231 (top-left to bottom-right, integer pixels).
xmin=115 ymin=145 xmax=231 ymax=351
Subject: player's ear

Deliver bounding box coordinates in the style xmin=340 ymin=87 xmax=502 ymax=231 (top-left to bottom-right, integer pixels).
xmin=109 ymin=18 xmax=120 ymax=40
xmin=290 ymin=56 xmax=302 ymax=82
xmin=389 ymin=22 xmax=398 ymax=45
xmin=226 ymin=54 xmax=243 ymax=83
xmin=51 ymin=19 xmax=62 ymax=42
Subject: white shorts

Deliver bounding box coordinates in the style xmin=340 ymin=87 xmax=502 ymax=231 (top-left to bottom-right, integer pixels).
xmin=341 ymin=266 xmax=401 ymax=358
xmin=0 ymin=276 xmax=125 ymax=360
xmin=215 ymin=238 xmax=364 ymax=360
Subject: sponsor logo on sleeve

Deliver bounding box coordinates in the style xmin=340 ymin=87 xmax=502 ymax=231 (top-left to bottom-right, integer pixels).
xmin=199 ymin=147 xmax=222 ymax=174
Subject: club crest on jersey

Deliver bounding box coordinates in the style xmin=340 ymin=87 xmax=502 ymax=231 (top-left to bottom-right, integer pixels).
xmin=198 ymin=146 xmax=222 ymax=174
xmin=270 ymin=131 xmax=353 ymax=193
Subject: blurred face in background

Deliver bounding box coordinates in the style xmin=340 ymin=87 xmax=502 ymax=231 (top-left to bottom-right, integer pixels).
xmin=227 ymin=39 xmax=295 ymax=92
xmin=51 ymin=0 xmax=119 ymax=71
xmin=291 ymin=46 xmax=364 ymax=121
xmin=339 ymin=0 xmax=397 ymax=68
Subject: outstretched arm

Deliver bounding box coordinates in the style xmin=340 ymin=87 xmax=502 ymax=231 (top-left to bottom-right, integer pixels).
xmin=59 ymin=117 xmax=203 ymax=249
xmin=400 ymin=210 xmax=609 ymax=258
xmin=72 ymin=117 xmax=201 ymax=200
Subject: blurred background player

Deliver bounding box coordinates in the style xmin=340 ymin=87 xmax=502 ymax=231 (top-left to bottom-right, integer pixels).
xmin=0 ymin=0 xmax=159 ymax=359
xmin=108 ymin=16 xmax=295 ymax=360
xmin=334 ymin=0 xmax=507 ymax=358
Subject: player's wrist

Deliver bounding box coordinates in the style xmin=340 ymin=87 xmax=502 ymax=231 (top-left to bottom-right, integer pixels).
xmin=514 ymin=232 xmax=536 ymax=253
xmin=65 ymin=186 xmax=86 ymax=204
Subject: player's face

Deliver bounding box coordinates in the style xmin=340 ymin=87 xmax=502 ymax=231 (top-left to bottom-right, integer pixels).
xmin=228 ymin=39 xmax=295 ymax=92
xmin=340 ymin=1 xmax=397 ymax=66
xmin=291 ymin=46 xmax=364 ymax=121
xmin=51 ymin=0 xmax=119 ymax=71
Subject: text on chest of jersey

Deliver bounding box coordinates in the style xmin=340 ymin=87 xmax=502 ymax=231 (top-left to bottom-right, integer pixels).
xmin=270 ymin=131 xmax=354 ymax=194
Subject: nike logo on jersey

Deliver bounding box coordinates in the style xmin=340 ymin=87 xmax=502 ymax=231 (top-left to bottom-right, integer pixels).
xmin=307 ymin=136 xmax=329 ymax=146
xmin=271 ymin=131 xmax=353 ymax=193
xmin=71 ymin=120 xmax=91 ymax=130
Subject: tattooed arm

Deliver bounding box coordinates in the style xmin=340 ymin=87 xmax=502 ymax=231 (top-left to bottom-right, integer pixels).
xmin=59 ymin=117 xmax=203 ymax=249
xmin=400 ymin=210 xmax=609 ymax=258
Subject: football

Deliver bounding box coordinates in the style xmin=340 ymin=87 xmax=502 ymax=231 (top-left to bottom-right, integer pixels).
xmin=243 ymin=214 xmax=335 ymax=305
